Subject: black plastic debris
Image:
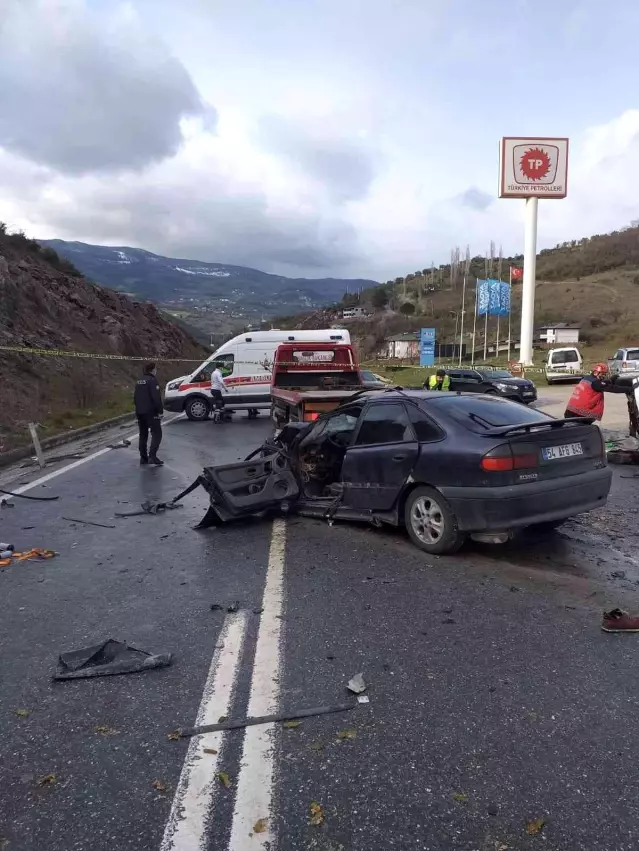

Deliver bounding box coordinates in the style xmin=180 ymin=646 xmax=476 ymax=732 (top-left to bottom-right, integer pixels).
xmin=115 ymin=501 xmax=183 ymax=518
xmin=54 ymin=639 xmax=172 ymax=680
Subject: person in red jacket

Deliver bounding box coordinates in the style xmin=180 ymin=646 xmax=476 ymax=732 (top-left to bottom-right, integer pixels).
xmin=564 ymin=363 xmax=627 ymax=424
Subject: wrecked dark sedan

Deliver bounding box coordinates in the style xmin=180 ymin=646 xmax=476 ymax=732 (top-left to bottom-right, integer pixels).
xmin=192 ymin=390 xmax=612 ymax=555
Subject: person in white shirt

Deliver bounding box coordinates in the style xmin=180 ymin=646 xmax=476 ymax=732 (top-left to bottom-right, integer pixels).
xmin=210 ymin=366 xmax=227 ymax=413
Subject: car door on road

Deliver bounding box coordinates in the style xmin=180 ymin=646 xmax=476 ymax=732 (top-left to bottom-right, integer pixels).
xmin=341 ymin=402 xmax=419 ymax=510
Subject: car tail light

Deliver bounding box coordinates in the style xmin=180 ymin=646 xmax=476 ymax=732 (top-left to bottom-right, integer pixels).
xmin=303 ymin=411 xmax=320 ymax=422
xmin=481 ymin=444 xmax=539 ymax=472
xmin=622 ymin=361 xmax=628 ymax=369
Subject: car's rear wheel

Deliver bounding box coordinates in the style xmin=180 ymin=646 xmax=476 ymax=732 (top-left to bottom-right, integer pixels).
xmin=404 ymin=486 xmax=465 ymax=555
xmin=185 ymin=396 xmax=210 ymax=421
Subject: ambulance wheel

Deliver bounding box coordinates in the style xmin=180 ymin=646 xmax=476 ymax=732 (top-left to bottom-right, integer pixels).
xmin=185 ymin=396 xmax=210 ymax=421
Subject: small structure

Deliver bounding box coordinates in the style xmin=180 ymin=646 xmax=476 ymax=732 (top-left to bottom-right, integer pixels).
xmin=538 ymin=323 xmax=580 ymax=345
xmin=383 ymin=332 xmax=420 ymax=359
xmin=342 ymin=306 xmax=368 ymax=319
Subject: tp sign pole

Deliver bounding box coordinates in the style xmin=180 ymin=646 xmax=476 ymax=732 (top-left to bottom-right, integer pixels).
xmin=520 ymin=197 xmax=538 ymax=365
xmin=498 ymin=136 xmax=569 ymax=367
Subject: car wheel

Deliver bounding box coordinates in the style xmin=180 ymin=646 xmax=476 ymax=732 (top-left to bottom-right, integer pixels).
xmin=404 ymin=486 xmax=465 ymax=555
xmin=185 ymin=396 xmax=210 ymax=421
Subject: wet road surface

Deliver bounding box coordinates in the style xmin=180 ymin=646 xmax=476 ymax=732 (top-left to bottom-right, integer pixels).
xmin=1 ymin=413 xmax=639 ymax=851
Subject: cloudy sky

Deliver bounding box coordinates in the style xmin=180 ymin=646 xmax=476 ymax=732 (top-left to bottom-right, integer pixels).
xmin=1 ymin=0 xmax=638 ymax=281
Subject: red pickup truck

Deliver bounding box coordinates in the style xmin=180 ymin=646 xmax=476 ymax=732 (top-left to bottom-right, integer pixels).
xmin=270 ymin=342 xmax=364 ymax=427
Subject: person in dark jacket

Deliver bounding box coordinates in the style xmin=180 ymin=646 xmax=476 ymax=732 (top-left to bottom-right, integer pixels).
xmin=134 ymin=363 xmax=164 ymax=466
xmin=564 ymin=363 xmax=627 ymax=424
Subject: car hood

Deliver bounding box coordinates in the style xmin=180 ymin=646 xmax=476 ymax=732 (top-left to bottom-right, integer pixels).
xmin=493 ymin=378 xmax=535 ymax=388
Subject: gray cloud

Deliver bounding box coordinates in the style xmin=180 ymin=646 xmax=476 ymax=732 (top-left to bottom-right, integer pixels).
xmin=458 ymin=187 xmax=493 ymax=212
xmin=0 ymin=1 xmax=214 ymax=175
xmin=259 ymin=116 xmax=378 ymax=203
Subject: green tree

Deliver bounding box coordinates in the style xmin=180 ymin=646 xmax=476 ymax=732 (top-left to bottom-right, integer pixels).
xmin=400 ymin=301 xmax=415 ymax=315
xmin=372 ymin=287 xmax=389 ymax=309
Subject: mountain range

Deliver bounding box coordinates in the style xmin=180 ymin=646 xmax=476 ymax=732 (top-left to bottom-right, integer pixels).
xmin=39 ymin=240 xmax=377 ymax=318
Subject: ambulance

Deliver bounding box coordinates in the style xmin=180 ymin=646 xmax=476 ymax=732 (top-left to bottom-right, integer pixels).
xmin=163 ymin=329 xmax=352 ymax=420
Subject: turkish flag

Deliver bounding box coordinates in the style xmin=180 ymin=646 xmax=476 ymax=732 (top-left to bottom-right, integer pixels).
xmin=511 ymin=267 xmax=523 ymax=279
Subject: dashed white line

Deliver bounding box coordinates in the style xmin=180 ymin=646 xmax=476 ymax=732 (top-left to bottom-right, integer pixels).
xmin=228 ymin=518 xmax=287 ymax=849
xmin=160 ymin=612 xmax=249 ymax=851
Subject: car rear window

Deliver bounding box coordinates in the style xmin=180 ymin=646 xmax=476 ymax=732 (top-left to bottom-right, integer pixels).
xmin=425 ymin=395 xmax=552 ymax=432
xmin=626 ymin=349 xmax=639 ymax=361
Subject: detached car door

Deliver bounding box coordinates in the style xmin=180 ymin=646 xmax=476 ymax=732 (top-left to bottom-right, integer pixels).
xmin=340 ymin=402 xmax=419 ymax=510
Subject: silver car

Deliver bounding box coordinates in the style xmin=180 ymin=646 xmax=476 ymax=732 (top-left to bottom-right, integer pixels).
xmin=608 ymin=347 xmax=639 ymax=376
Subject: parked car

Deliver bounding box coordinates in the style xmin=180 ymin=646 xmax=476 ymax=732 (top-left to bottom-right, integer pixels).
xmin=360 ymin=369 xmax=392 ymax=389
xmin=608 ymin=347 xmax=639 ymax=377
xmin=436 ymin=368 xmax=537 ymax=404
xmin=544 ymin=347 xmax=583 ymax=384
xmin=194 ymin=390 xmax=611 ymax=555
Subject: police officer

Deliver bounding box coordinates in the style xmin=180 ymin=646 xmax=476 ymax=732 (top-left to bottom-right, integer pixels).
xmin=424 ymin=368 xmax=451 ymax=391
xmin=134 ymin=362 xmax=164 ymax=466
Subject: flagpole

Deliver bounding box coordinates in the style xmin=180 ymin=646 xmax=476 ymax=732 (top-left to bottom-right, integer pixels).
xmin=459 ymin=274 xmax=466 ymax=367
xmin=507 ymin=266 xmax=512 ymax=362
xmin=472 ymin=278 xmax=478 ymax=366
xmin=483 ymin=305 xmax=488 ymax=362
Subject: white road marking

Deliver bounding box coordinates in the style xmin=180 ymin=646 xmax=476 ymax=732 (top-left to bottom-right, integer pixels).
xmin=9 ymin=414 xmax=184 ymax=494
xmin=160 ymin=613 xmax=249 ymax=851
xmin=228 ymin=518 xmax=287 ymax=850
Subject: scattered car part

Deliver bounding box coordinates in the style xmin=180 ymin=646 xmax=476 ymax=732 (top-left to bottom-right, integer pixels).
xmin=54 ymin=639 xmax=172 ymax=680
xmin=179 ymin=701 xmax=356 ymax=738
xmin=0 ymin=488 xmax=59 ymax=501
xmin=62 ymin=517 xmax=117 ymax=529
xmin=347 ymin=673 xmax=367 ymax=694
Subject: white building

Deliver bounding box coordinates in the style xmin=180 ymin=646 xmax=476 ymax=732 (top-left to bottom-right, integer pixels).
xmin=538 ymin=323 xmax=580 ymax=345
xmin=383 ymin=332 xmax=420 ymax=359
xmin=342 ymin=306 xmax=367 ymax=319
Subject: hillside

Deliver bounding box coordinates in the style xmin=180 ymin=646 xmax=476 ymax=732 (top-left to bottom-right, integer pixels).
xmin=39 ymin=240 xmax=377 ymax=333
xmin=0 ymin=229 xmax=208 ymax=452
xmin=276 ymin=224 xmax=639 ymax=358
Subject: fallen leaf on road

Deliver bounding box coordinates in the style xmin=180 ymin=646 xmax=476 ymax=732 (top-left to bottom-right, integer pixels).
xmin=309 ymin=802 xmax=324 ymax=826
xmin=309 ymin=742 xmax=324 ymax=752
xmin=495 ymin=844 xmax=509 ymax=851
xmin=217 ymin=771 xmax=232 ymax=788
xmin=15 ymin=709 xmax=29 ymax=718
xmin=167 ymin=730 xmax=181 ymax=741
xmin=253 ymin=818 xmax=268 ymax=834
xmin=38 ymin=774 xmax=56 ymax=786
xmin=453 ymin=793 xmax=468 ymax=803
xmin=336 ymin=729 xmax=357 ymax=740
xmin=283 ymin=720 xmax=301 ymax=729
xmin=203 ymin=748 xmax=218 ymax=755
xmin=94 ymin=725 xmax=119 ymax=735
xmin=152 ymin=780 xmax=167 ymax=792
xmin=526 ymin=817 xmax=546 ymax=836
xmin=218 ymin=715 xmax=228 ymax=724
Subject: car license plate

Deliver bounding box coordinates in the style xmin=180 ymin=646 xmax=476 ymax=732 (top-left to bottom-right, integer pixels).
xmin=542 ymin=442 xmax=583 ymax=460
xmin=523 ymin=390 xmax=534 ymax=396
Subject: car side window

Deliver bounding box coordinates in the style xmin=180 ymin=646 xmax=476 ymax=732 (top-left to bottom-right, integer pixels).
xmin=323 ymin=405 xmax=363 ymax=436
xmin=355 ymin=403 xmax=413 ymax=446
xmin=447 ymin=371 xmax=462 ymax=380
xmin=613 ymin=350 xmax=623 ymax=360
xmin=406 ymin=405 xmax=443 ymax=442
xmin=214 ymin=354 xmax=235 ymax=377
xmin=462 ymin=371 xmax=481 ymax=382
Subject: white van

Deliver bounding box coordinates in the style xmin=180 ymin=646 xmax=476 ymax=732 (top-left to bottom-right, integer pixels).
xmin=164 ymin=329 xmax=352 ymax=420
xmin=544 ymin=347 xmax=583 ymax=385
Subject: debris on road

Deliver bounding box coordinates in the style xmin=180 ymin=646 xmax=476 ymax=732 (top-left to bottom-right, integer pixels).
xmin=54 ymin=639 xmax=172 ymax=680
xmin=152 ymin=780 xmax=167 ymax=793
xmin=179 ymin=701 xmax=356 ymax=738
xmin=309 ymin=802 xmax=324 ymax=826
xmin=226 ymin=601 xmax=240 ymax=613
xmin=601 ymin=608 xmax=639 ymax=633
xmin=253 ymin=818 xmax=268 ymax=834
xmin=107 ymin=439 xmax=131 ymax=449
xmin=357 ymin=695 xmax=370 ymax=704
xmin=37 ymin=774 xmax=56 ymax=787
xmin=94 ymin=725 xmax=119 ymax=735
xmin=216 ymin=771 xmax=232 ymax=788
xmin=62 ymin=517 xmax=117 ymax=529
xmin=115 ymin=500 xmax=183 ymax=518
xmin=347 ymin=673 xmax=366 ymax=694
xmin=525 ymin=817 xmax=546 ymax=836
xmin=610 ymin=570 xmax=626 ymax=579
xmin=203 ymin=747 xmax=218 ymax=755
xmin=0 ymin=488 xmax=60 ymax=502
xmin=210 ymin=603 xmax=224 ymax=611
xmin=283 ymin=720 xmax=302 ymax=729
xmin=336 ymin=729 xmax=357 ymax=740
xmin=309 ymin=742 xmax=324 ymax=752
xmin=15 ymin=709 xmax=29 ymax=718
xmin=0 ymin=548 xmax=57 ymax=567
xmin=453 ymin=792 xmax=468 ymax=803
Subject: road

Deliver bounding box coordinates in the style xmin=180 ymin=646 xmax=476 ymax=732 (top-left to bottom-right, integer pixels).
xmin=1 ymin=395 xmax=639 ymax=851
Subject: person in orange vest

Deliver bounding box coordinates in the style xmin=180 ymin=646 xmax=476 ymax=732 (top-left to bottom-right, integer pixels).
xmin=564 ymin=363 xmax=627 ymax=424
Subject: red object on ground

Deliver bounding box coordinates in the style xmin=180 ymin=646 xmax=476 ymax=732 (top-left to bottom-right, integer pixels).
xmin=602 ymin=609 xmax=639 ymax=633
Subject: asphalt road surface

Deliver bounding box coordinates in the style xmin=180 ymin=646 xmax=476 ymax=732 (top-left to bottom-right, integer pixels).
xmin=2 ymin=411 xmax=639 ymax=851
